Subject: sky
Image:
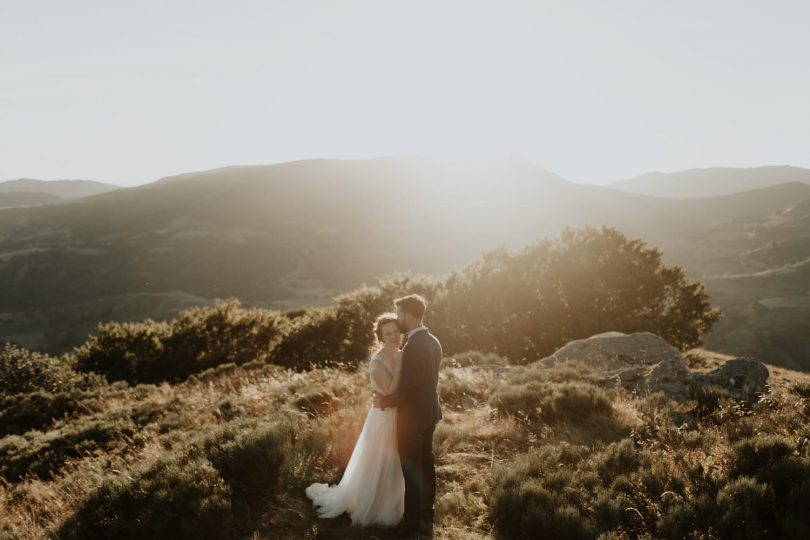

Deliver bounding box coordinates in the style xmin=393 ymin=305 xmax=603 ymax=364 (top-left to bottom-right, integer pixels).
xmin=1 ymin=0 xmax=809 ymax=187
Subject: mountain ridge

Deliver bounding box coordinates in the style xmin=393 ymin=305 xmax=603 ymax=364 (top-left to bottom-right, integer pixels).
xmin=609 ymin=165 xmax=810 ymax=198
xmin=0 ymin=178 xmax=121 ymax=203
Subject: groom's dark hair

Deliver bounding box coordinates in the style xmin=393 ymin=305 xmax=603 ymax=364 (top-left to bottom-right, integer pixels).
xmin=394 ymin=294 xmax=427 ymax=320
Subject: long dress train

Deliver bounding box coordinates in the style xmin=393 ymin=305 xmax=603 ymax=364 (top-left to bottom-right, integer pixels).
xmin=305 ymin=358 xmax=405 ymax=526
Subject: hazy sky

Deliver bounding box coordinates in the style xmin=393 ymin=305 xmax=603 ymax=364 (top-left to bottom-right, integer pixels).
xmin=2 ymin=0 xmax=809 ymax=187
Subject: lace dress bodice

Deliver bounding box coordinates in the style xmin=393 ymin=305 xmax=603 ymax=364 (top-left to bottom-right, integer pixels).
xmin=369 ymin=353 xmax=397 ymax=395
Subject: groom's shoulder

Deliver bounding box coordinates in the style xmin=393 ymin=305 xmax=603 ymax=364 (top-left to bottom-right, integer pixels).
xmin=427 ymin=331 xmax=442 ymax=350
xmin=420 ymin=329 xmax=442 ymax=351
xmin=405 ymin=329 xmax=430 ymax=349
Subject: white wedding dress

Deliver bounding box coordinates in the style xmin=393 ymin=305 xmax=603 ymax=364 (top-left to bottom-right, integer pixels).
xmin=305 ymin=352 xmax=405 ymax=526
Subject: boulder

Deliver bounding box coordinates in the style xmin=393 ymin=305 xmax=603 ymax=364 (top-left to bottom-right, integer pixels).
xmin=536 ymin=331 xmax=770 ymax=402
xmin=704 ymin=357 xmax=770 ymax=402
xmin=641 ymin=356 xmax=692 ymax=400
xmin=536 ymin=331 xmax=692 ymax=398
xmin=537 ymin=331 xmax=684 ymax=371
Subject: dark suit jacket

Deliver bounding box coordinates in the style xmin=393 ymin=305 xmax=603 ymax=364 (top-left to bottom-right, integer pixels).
xmin=379 ymin=327 xmax=443 ymax=432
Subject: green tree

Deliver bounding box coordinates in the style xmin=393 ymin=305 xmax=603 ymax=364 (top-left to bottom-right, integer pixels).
xmin=434 ymin=225 xmax=722 ymax=362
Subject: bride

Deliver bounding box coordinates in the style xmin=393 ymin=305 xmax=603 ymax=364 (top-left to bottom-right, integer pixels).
xmin=305 ymin=312 xmax=406 ymax=526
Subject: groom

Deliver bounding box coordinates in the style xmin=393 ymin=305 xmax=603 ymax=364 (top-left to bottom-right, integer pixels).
xmin=373 ymin=293 xmax=443 ymax=538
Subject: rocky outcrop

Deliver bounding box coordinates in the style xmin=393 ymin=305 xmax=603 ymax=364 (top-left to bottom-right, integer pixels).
xmin=536 ymin=331 xmax=770 ymax=401
xmin=537 ymin=331 xmax=685 ymax=371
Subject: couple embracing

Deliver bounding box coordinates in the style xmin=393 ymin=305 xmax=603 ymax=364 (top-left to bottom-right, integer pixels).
xmin=306 ymin=294 xmax=442 ymax=538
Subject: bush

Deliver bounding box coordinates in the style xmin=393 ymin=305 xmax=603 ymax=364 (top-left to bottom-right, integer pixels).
xmin=0 ymin=413 xmax=139 ymax=481
xmin=269 ymin=307 xmax=353 ymax=370
xmin=491 ymin=443 xmax=603 ymax=539
xmin=729 ymin=434 xmax=794 ymax=478
xmin=438 ymin=367 xmax=494 ymax=408
xmin=715 ymin=476 xmax=777 ymax=538
xmin=204 ymin=420 xmax=292 ymax=506
xmin=489 ymin=381 xmax=547 ymax=420
xmin=72 ymin=318 xmax=172 ymax=382
xmin=542 ymin=382 xmax=613 ymax=423
xmin=292 ymin=390 xmax=336 ymax=418
xmin=0 ymin=343 xmax=104 ymax=396
xmin=491 ymin=440 xmax=681 ymax=538
xmin=0 ymin=389 xmax=103 ymax=437
xmin=489 ymin=380 xmax=613 ymax=424
xmin=57 ymin=417 xmax=296 ymax=539
xmin=591 ymin=438 xmax=646 ymax=483
xmin=59 ymin=451 xmax=236 ymax=540
xmin=165 ymin=298 xmax=287 ymax=376
xmin=74 ymin=298 xmax=287 ymax=384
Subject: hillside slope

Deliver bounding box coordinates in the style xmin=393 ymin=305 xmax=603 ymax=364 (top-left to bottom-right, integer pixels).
xmin=2 ymin=157 xmax=810 ymax=369
xmin=0 ymin=191 xmax=64 ymax=208
xmin=610 ymin=165 xmax=810 ymax=198
xmin=0 ymin=179 xmax=120 ymax=200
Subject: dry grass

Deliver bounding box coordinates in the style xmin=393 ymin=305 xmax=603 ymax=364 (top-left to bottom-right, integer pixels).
xmin=2 ymin=351 xmax=809 ymax=539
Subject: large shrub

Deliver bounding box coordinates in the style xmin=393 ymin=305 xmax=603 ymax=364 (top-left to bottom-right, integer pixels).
xmin=434 ymin=225 xmax=723 ymax=362
xmin=0 ymin=344 xmax=107 ymax=436
xmin=489 ymin=380 xmax=613 ymax=424
xmin=74 ymin=298 xmax=287 ymax=383
xmin=0 ymin=343 xmax=104 ymax=397
xmin=57 ymin=416 xmax=297 ymax=539
xmin=72 ymin=319 xmax=171 ymax=383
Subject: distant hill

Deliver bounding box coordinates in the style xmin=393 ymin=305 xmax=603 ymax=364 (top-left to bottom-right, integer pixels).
xmin=1 ymin=156 xmax=810 ymax=369
xmin=609 ymin=165 xmax=810 ymax=198
xmin=677 ymin=197 xmax=810 ymax=370
xmin=0 ymin=178 xmax=120 ymax=201
xmin=0 ymin=191 xmax=64 ymax=208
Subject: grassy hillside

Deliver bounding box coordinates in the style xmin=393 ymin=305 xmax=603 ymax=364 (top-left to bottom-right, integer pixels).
xmin=1 ymin=347 xmax=808 ymax=539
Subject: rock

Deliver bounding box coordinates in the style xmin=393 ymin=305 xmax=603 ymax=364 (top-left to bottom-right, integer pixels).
xmin=704 ymin=357 xmax=770 ymax=401
xmin=535 ymin=331 xmax=771 ymax=403
xmin=537 ymin=331 xmax=684 ymax=371
xmin=642 ymin=356 xmax=692 ymax=399
xmin=616 ymin=366 xmax=649 ymax=383
xmin=537 ymin=331 xmax=693 ymax=399
xmin=647 ymin=356 xmax=691 ymax=384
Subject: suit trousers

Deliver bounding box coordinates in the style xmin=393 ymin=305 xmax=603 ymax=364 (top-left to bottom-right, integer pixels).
xmin=397 ymin=422 xmax=437 ymax=531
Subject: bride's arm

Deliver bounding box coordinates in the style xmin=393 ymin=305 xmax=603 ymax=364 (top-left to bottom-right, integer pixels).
xmin=369 ymin=356 xmax=394 ymax=395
